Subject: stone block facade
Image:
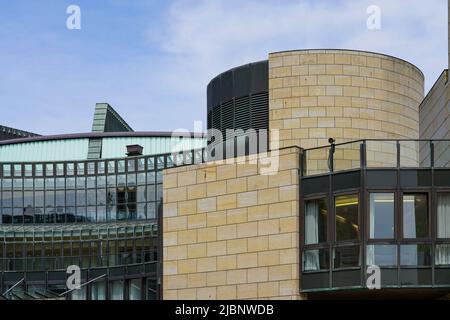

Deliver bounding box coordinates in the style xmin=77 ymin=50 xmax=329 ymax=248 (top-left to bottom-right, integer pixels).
xmin=162 ymin=148 xmax=302 ymax=300
xmin=269 ymin=50 xmax=424 ymax=173
xmin=419 ymin=70 xmax=450 ymax=166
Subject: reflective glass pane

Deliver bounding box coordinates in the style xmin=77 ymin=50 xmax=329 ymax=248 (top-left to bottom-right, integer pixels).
xmin=129 ymin=279 xmax=141 ymax=300
xmin=366 ymin=244 xmax=397 ymax=266
xmin=436 ymin=244 xmax=450 ymax=266
xmin=91 ymin=281 xmax=106 ymax=300
xmin=334 ymin=245 xmax=360 ymax=269
xmin=70 ymin=287 xmax=86 ymax=300
xmin=110 ymin=280 xmax=124 ymax=300
xmin=303 ymin=248 xmax=329 ymax=271
xmin=400 ymin=244 xmax=431 ymax=266
xmin=369 ymin=193 xmax=394 ymax=239
xmin=335 ymin=194 xmax=359 ymax=241
xmin=304 ymin=198 xmax=327 ymax=245
xmin=403 ymin=194 xmax=428 ymax=238
xmin=437 ymin=193 xmax=450 ymax=238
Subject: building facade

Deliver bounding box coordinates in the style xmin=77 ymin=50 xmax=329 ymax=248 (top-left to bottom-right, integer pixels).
xmin=162 ymin=47 xmax=450 ymax=300
xmin=2 ymin=3 xmax=450 ymax=301
xmin=0 ymin=104 xmax=205 ymax=300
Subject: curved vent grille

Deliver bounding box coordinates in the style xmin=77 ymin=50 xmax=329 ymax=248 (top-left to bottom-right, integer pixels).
xmin=234 ymin=96 xmax=251 ymax=133
xmin=221 ymin=100 xmax=234 ymax=140
xmin=208 ymin=91 xmax=268 ymax=143
xmin=212 ymin=105 xmax=221 ymax=131
xmin=250 ymin=92 xmax=269 ymax=130
xmin=207 ymin=111 xmax=212 ymax=130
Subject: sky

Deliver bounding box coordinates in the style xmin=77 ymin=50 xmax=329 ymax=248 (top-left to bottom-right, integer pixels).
xmin=0 ymin=0 xmax=447 ymax=135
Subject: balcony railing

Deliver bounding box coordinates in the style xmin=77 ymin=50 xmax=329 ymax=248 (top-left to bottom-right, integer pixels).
xmin=302 ymin=139 xmax=450 ymax=176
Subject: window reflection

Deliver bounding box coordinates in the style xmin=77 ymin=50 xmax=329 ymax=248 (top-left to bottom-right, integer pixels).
xmin=303 ymin=248 xmax=329 ymax=271
xmin=304 ymin=198 xmax=327 ymax=245
xmin=110 ymin=280 xmax=124 ymax=300
xmin=403 ymin=194 xmax=428 ymax=238
xmin=369 ymin=193 xmax=394 ymax=239
xmin=129 ymin=279 xmax=142 ymax=300
xmin=400 ymin=244 xmax=431 ymax=266
xmin=335 ymin=194 xmax=359 ymax=241
xmin=437 ymin=193 xmax=450 ymax=239
xmin=1 ymin=156 xmax=168 ymax=224
xmin=366 ymin=244 xmax=397 ymax=266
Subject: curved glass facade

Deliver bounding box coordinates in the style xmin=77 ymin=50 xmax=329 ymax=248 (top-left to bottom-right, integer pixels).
xmin=0 ymin=154 xmax=168 ymax=224
xmin=0 ymin=136 xmax=206 ymax=162
xmin=0 ymin=146 xmax=206 ymax=299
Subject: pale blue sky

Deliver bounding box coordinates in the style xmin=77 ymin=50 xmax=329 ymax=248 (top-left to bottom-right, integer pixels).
xmin=0 ymin=0 xmax=447 ymax=135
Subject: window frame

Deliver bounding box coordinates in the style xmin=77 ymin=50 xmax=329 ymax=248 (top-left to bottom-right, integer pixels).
xmin=366 ymin=190 xmax=397 ymax=242
xmin=334 ymin=191 xmax=361 ymax=244
xmin=400 ymin=191 xmax=431 ymax=242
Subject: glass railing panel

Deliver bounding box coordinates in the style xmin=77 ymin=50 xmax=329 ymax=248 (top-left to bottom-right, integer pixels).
xmin=333 ymin=141 xmax=362 ymax=172
xmin=304 ymin=147 xmax=330 ymax=176
xmin=419 ymin=141 xmax=432 ymax=167
xmin=434 ymin=141 xmax=450 ymax=168
xmin=366 ymin=140 xmax=397 ymax=168
xmin=400 ymin=140 xmax=420 ymax=167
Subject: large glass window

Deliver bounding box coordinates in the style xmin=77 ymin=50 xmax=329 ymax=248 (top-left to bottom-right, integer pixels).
xmin=110 ymin=280 xmax=124 ymax=300
xmin=369 ymin=193 xmax=394 ymax=239
xmin=366 ymin=244 xmax=397 ymax=267
xmin=437 ymin=193 xmax=450 ymax=239
xmin=129 ymin=279 xmax=142 ymax=300
xmin=304 ymin=198 xmax=327 ymax=245
xmin=335 ymin=194 xmax=359 ymax=241
xmin=70 ymin=287 xmax=86 ymax=300
xmin=91 ymin=281 xmax=106 ymax=300
xmin=403 ymin=194 xmax=428 ymax=238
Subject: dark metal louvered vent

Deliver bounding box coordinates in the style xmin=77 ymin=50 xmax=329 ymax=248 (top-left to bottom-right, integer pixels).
xmin=207 ymin=111 xmax=212 ymax=130
xmin=250 ymin=92 xmax=269 ymax=130
xmin=221 ymin=100 xmax=234 ymax=140
xmin=234 ymin=96 xmax=251 ymax=133
xmin=206 ymin=60 xmax=269 ymax=155
xmin=208 ymin=92 xmax=268 ymax=144
xmin=212 ymin=105 xmax=221 ymax=132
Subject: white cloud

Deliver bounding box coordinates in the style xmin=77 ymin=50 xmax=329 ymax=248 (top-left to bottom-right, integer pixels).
xmin=153 ymin=0 xmax=447 ymax=105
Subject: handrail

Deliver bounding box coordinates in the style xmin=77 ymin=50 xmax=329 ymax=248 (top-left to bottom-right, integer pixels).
xmin=58 ymin=273 xmax=107 ymax=296
xmin=3 ymin=278 xmax=24 ymax=295
xmin=302 ymin=139 xmax=450 ymax=177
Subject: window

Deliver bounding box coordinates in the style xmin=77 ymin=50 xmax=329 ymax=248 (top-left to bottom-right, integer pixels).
xmin=70 ymin=287 xmax=86 ymax=300
xmin=400 ymin=244 xmax=431 ymax=266
xmin=45 ymin=164 xmax=53 ymax=176
xmin=403 ymin=194 xmax=428 ymax=238
xmin=67 ymin=163 xmax=74 ymax=176
xmin=334 ymin=245 xmax=360 ymax=269
xmin=129 ymin=279 xmax=142 ymax=300
xmin=437 ymin=193 xmax=450 ymax=239
xmin=369 ymin=193 xmax=394 ymax=239
xmin=98 ymin=162 xmax=105 ymax=174
xmin=335 ymin=194 xmax=359 ymax=241
xmin=304 ymin=198 xmax=327 ymax=245
xmin=24 ymin=164 xmax=33 ymax=177
xmin=366 ymin=244 xmax=397 ymax=267
xmin=91 ymin=281 xmax=106 ymax=300
xmin=110 ymin=280 xmax=124 ymax=300
xmin=436 ymin=244 xmax=450 ymax=266
xmin=2 ymin=164 xmax=11 ymax=177
xmin=303 ymin=248 xmax=329 ymax=272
